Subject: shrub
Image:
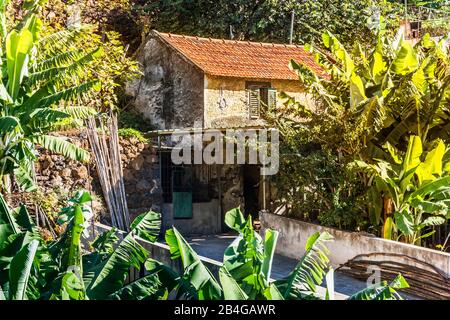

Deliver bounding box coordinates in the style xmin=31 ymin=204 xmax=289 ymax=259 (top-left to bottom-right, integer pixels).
xmin=118 ymin=128 xmax=148 ymax=143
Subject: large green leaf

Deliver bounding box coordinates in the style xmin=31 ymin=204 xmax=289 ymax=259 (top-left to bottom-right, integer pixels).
xmin=322 ymin=31 xmax=355 ymax=77
xmin=85 ymin=212 xmax=161 ymax=299
xmin=144 ymin=258 xmax=185 ymax=297
xmin=348 ymin=274 xmax=409 ymax=300
xmin=8 ymin=239 xmax=39 ymax=300
xmin=416 ymin=140 xmax=446 ymax=185
xmin=219 ymin=267 xmax=248 ymax=300
xmin=224 ymin=207 xmax=246 ymax=232
xmin=391 ymin=41 xmax=419 ymax=75
xmin=6 ymin=28 xmax=34 ymax=100
xmin=165 ymin=227 xmax=222 ymax=300
xmin=275 ymin=232 xmax=333 ymax=300
xmin=130 ymin=211 xmax=161 ymax=243
xmin=222 ymin=217 xmax=265 ymax=299
xmin=61 ymin=203 xmax=86 ymax=300
xmin=0 ymin=116 xmax=22 ymax=133
xmin=261 ymin=229 xmax=278 ymax=283
xmin=394 ymin=211 xmax=414 ymax=236
xmin=400 ymin=135 xmax=422 ymax=192
xmin=106 ymin=273 xmax=165 ymax=300
xmin=262 ymin=283 xmax=284 ymax=300
xmin=350 ymin=73 xmax=367 ymax=108
xmin=29 ymin=135 xmax=89 ymax=162
xmin=409 ymin=176 xmax=450 ymax=200
xmin=383 ymin=216 xmax=394 ymax=240
xmin=371 ymin=40 xmax=387 ymax=84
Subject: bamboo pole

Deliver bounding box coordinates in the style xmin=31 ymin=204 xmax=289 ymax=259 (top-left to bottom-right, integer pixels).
xmin=86 ymin=116 xmax=130 ymax=231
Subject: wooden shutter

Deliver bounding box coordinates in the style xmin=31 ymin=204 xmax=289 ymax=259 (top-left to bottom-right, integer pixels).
xmin=267 ymin=88 xmax=277 ymax=110
xmin=248 ymin=89 xmax=260 ymax=119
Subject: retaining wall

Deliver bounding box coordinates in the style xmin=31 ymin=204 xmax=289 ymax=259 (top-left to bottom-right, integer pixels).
xmin=259 ymin=211 xmax=450 ymax=277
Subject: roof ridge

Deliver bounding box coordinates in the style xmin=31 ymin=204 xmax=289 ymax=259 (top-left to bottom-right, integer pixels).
xmin=155 ymin=30 xmax=303 ymax=48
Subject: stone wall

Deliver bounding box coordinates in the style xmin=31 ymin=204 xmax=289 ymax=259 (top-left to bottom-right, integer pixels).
xmin=28 ymin=131 xmax=243 ymax=235
xmin=31 ymin=131 xmax=160 ymax=224
xmin=120 ymin=137 xmax=162 ymax=220
xmin=126 ymin=34 xmax=205 ymax=130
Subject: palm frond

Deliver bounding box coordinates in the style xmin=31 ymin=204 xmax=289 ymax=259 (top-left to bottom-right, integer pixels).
xmin=59 ymin=106 xmax=97 ymax=120
xmin=34 ymin=49 xmax=86 ymax=71
xmin=37 ymin=80 xmax=101 ymax=109
xmin=28 ymin=48 xmax=101 ymax=87
xmin=26 ymin=108 xmax=71 ymax=129
xmin=37 ymin=26 xmax=92 ymax=55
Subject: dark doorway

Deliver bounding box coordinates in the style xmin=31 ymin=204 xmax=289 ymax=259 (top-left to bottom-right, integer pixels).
xmin=243 ymin=165 xmax=261 ymax=220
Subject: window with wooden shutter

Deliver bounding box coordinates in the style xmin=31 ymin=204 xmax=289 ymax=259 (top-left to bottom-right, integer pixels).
xmin=248 ymin=89 xmax=260 ymax=119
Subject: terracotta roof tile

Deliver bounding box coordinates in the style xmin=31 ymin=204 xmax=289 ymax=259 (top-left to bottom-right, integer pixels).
xmin=154 ymin=31 xmax=325 ymax=81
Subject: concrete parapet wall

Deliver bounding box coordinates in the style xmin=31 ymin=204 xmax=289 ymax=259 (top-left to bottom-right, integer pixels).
xmin=260 ymin=212 xmax=450 ymax=278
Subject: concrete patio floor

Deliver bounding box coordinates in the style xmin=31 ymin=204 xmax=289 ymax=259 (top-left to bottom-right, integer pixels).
xmin=185 ymin=233 xmax=419 ymax=299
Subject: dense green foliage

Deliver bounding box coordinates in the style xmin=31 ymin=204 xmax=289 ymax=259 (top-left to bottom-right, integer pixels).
xmin=0 ymin=1 xmax=100 ymax=192
xmin=0 ymin=1 xmax=141 ymax=193
xmin=0 ymin=192 xmax=409 ymax=300
xmin=354 ymin=135 xmax=450 ymax=244
xmin=9 ymin=0 xmax=141 ymax=111
xmin=266 ymin=19 xmax=450 ymax=239
xmin=155 ymin=207 xmax=409 ymax=300
xmin=117 ymin=128 xmax=148 ymax=142
xmin=0 ymin=191 xmax=164 ymax=300
xmin=139 ymin=0 xmax=400 ymax=47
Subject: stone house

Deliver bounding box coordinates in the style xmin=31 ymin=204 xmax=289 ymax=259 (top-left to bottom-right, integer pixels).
xmin=127 ymin=31 xmax=323 ymax=235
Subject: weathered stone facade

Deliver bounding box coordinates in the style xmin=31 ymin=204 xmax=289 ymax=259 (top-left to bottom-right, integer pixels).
xmin=124 ymin=32 xmax=318 ymax=235
xmin=203 ymin=75 xmax=312 ymax=128
xmin=127 ymin=33 xmax=314 ymax=130
xmin=126 ymin=35 xmax=204 ymax=130
xmin=119 ymin=137 xmax=162 ymax=220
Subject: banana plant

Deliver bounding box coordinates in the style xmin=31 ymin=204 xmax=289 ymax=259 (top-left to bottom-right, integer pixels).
xmin=354 ymin=135 xmax=450 ymax=244
xmin=0 ymin=191 xmax=165 ymax=300
xmin=147 ymin=208 xmax=407 ymax=301
xmin=0 ymin=197 xmax=409 ymax=300
xmin=0 ymin=1 xmax=101 ymax=193
xmin=282 ymin=18 xmax=450 ymax=156
xmin=348 ymin=274 xmax=409 ymax=300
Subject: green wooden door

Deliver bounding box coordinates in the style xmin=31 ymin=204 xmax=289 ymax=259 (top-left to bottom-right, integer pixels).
xmin=172 ymin=167 xmax=193 ymax=218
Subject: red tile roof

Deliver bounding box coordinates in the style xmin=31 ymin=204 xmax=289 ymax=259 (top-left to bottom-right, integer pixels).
xmin=154 ymin=31 xmax=325 ymax=81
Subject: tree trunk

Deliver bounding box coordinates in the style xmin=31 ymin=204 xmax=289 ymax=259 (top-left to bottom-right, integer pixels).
xmin=382 ymin=196 xmax=394 ymax=237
